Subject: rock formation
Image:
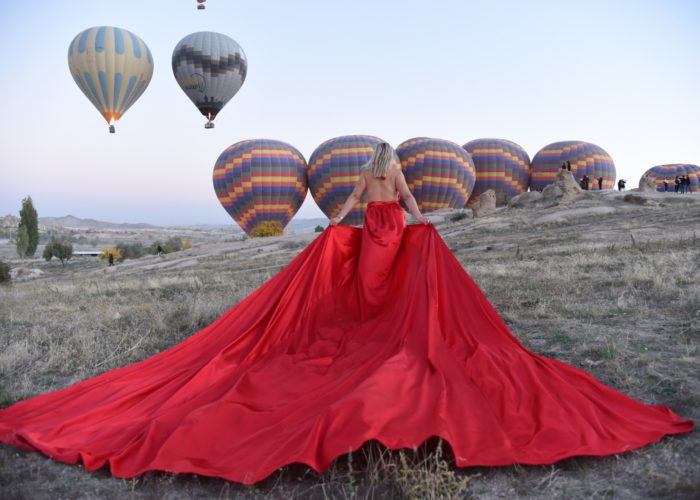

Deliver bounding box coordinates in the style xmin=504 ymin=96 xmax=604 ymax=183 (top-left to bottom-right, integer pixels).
xmin=472 ymin=189 xmax=497 ymax=217
xmin=508 ymin=191 xmax=543 ymax=208
xmin=638 ymin=175 xmax=658 ymax=192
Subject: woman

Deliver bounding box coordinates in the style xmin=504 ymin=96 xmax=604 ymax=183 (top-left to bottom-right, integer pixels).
xmin=0 ymin=143 xmax=692 ymax=485
xmin=329 ymin=141 xmax=429 ymax=227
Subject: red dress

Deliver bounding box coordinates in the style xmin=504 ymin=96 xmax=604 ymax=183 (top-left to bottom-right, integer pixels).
xmin=0 ymin=201 xmax=692 ymax=484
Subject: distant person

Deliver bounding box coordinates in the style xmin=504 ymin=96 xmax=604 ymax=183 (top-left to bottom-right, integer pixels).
xmin=579 ymin=177 xmax=585 ymax=189
xmin=157 ymin=244 xmax=164 ymax=257
xmin=674 ymin=176 xmax=680 ymax=193
xmin=566 ymin=161 xmax=572 ymax=171
xmin=679 ymin=175 xmax=686 ymax=194
xmin=598 ymin=177 xmax=603 ymax=190
xmin=561 ymin=162 xmax=566 ymax=170
xmin=108 ymin=252 xmax=114 ymax=267
xmin=617 ymin=179 xmax=626 ymax=191
xmin=663 ymin=177 xmax=669 ymax=192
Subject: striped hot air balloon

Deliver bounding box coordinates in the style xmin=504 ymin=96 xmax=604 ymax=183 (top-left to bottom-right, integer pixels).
xmin=396 ymin=138 xmax=476 ymax=212
xmin=213 ymin=139 xmax=308 ymax=236
xmin=531 ymin=141 xmax=615 ymax=191
xmin=308 ymin=135 xmax=400 ymax=225
xmin=640 ymin=164 xmax=699 ymax=193
xmin=67 ymin=26 xmax=154 ymax=133
xmin=463 ymin=138 xmax=531 ymax=206
xmin=172 ymin=32 xmax=247 ymax=129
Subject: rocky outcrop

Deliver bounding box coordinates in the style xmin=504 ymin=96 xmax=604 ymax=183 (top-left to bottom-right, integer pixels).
xmin=472 ymin=189 xmax=497 ymax=217
xmin=0 ymin=215 xmax=19 ymax=228
xmin=623 ymin=194 xmax=648 ymax=205
xmin=508 ymin=191 xmax=543 ymax=208
xmin=638 ymin=176 xmax=658 ymax=192
xmin=550 ymin=169 xmax=583 ymax=201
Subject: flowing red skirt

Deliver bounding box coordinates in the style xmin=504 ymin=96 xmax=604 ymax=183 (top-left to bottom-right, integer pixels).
xmin=0 ymin=201 xmax=693 ymax=484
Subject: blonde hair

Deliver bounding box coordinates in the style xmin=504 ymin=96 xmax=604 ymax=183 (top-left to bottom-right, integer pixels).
xmin=367 ymin=142 xmax=394 ymax=178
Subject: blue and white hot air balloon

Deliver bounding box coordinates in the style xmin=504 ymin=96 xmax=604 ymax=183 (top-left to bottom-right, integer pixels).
xmin=172 ymin=32 xmax=247 ymax=129
xmin=67 ymin=26 xmax=154 ymax=133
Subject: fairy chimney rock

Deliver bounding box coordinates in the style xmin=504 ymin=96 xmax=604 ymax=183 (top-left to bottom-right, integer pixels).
xmin=638 ymin=175 xmax=657 ymax=192
xmin=472 ymin=189 xmax=497 ymax=217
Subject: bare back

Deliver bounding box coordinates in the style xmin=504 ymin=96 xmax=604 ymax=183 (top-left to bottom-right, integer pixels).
xmin=362 ymin=167 xmax=401 ymax=202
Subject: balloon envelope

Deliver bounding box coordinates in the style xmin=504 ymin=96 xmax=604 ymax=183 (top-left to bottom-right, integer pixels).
xmin=463 ymin=138 xmax=531 ymax=206
xmin=397 ymin=138 xmax=475 ymax=212
xmin=172 ymin=32 xmax=247 ymax=125
xmin=531 ymin=141 xmax=615 ymax=191
xmin=640 ymin=164 xmax=699 ymax=192
xmin=67 ymin=26 xmax=153 ymax=129
xmin=308 ymin=135 xmax=400 ymax=226
xmin=213 ymin=139 xmax=308 ymax=236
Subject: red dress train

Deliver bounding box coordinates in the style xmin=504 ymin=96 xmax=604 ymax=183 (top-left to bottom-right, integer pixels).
xmin=0 ymin=201 xmax=693 ymax=484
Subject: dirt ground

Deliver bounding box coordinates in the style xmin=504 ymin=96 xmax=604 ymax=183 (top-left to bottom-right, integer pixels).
xmin=1 ymin=190 xmax=698 ymax=499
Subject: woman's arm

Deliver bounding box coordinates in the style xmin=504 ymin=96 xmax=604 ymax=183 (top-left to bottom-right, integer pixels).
xmin=395 ymin=169 xmax=430 ymax=224
xmin=329 ymin=172 xmax=367 ymax=226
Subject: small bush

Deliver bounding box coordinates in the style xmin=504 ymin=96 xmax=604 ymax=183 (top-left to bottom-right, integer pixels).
xmin=250 ymin=221 xmax=283 ymax=237
xmin=43 ymin=239 xmax=73 ymax=266
xmin=116 ymin=242 xmax=149 ymax=260
xmin=315 ymin=225 xmax=325 ymax=232
xmin=150 ymin=237 xmax=191 ymax=255
xmin=0 ymin=260 xmax=10 ymax=284
xmin=450 ymin=212 xmax=469 ymax=222
xmin=98 ymin=248 xmax=122 ymax=262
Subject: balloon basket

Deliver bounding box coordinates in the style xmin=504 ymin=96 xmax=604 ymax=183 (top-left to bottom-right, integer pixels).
xmin=109 ymin=124 xmax=116 ymax=134
xmin=197 ymin=5 xmax=205 ymax=9
xmin=205 ymin=121 xmax=215 ymax=129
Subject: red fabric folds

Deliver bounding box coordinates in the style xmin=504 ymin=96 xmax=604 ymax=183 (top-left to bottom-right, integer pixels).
xmin=0 ymin=201 xmax=693 ymax=484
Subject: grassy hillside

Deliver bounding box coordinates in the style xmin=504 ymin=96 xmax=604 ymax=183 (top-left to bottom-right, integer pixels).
xmin=1 ymin=191 xmax=698 ymax=499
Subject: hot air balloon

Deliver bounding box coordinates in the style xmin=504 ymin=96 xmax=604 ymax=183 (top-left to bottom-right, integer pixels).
xmin=197 ymin=0 xmax=206 ymax=10
xmin=67 ymin=26 xmax=153 ymax=133
xmin=213 ymin=139 xmax=308 ymax=236
xmin=172 ymin=32 xmax=247 ymax=129
xmin=640 ymin=164 xmax=699 ymax=193
xmin=307 ymin=135 xmax=400 ymax=225
xmin=396 ymin=138 xmax=476 ymax=212
xmin=531 ymin=141 xmax=615 ymax=191
xmin=463 ymin=138 xmax=531 ymax=206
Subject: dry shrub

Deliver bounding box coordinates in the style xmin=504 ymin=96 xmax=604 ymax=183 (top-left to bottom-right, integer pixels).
xmin=98 ymin=248 xmax=122 ymax=261
xmin=395 ymin=440 xmax=476 ymax=499
xmin=250 ymin=221 xmax=283 ymax=237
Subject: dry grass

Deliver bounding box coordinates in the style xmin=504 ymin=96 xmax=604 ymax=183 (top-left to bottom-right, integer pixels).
xmin=1 ymin=193 xmax=699 ymax=499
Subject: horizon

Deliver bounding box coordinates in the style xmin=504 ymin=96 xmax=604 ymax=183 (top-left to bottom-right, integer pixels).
xmin=1 ymin=0 xmax=699 ymax=226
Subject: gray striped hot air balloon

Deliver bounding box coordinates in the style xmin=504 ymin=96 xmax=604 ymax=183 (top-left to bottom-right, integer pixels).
xmin=172 ymin=32 xmax=247 ymax=129
xmin=67 ymin=26 xmax=154 ymax=133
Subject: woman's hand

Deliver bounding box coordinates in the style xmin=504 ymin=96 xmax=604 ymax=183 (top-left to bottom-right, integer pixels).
xmin=329 ymin=216 xmax=343 ymax=226
xmin=417 ymin=215 xmax=431 ymax=225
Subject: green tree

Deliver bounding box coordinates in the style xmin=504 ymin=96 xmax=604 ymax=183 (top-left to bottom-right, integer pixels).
xmin=43 ymin=239 xmax=73 ymax=266
xmin=15 ymin=225 xmax=29 ymax=258
xmin=18 ymin=196 xmax=39 ymax=256
xmin=314 ymin=225 xmax=325 ymax=233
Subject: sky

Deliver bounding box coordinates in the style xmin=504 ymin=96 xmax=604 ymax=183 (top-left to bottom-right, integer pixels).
xmin=1 ymin=0 xmax=699 ymax=226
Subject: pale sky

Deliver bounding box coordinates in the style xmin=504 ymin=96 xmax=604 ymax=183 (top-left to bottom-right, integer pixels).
xmin=1 ymin=0 xmax=698 ymax=226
